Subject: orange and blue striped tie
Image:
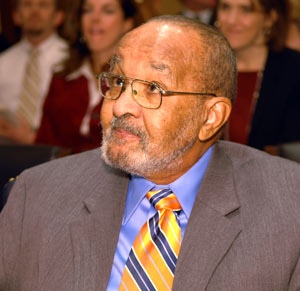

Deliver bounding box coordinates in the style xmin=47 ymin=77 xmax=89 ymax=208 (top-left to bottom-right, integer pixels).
xmin=120 ymin=189 xmax=182 ymax=290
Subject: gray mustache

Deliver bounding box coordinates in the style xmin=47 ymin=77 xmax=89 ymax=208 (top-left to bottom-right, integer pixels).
xmin=110 ymin=115 xmax=147 ymax=139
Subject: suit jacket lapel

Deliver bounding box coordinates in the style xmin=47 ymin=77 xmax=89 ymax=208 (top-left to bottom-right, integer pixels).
xmin=69 ymin=166 xmax=129 ymax=291
xmin=173 ymin=143 xmax=241 ymax=290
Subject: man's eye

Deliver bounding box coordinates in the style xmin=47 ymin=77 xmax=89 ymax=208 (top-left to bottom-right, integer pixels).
xmin=148 ymin=83 xmax=160 ymax=94
xmin=113 ymin=77 xmax=123 ymax=87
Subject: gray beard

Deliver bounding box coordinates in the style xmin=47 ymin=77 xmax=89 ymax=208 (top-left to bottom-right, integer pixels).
xmin=101 ymin=114 xmax=198 ymax=177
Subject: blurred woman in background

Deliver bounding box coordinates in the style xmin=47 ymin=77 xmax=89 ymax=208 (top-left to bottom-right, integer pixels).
xmin=35 ymin=0 xmax=141 ymax=153
xmin=216 ymin=0 xmax=300 ymax=152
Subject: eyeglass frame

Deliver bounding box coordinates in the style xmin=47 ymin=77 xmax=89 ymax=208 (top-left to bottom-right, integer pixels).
xmin=96 ymin=72 xmax=217 ymax=109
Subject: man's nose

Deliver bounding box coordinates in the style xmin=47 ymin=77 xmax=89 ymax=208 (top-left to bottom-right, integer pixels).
xmin=112 ymin=84 xmax=142 ymax=118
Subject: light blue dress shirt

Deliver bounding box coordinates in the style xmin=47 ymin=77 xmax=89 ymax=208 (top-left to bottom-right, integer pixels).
xmin=106 ymin=146 xmax=213 ymax=290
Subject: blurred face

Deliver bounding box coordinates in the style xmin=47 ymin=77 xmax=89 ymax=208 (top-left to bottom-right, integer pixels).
xmin=217 ymin=0 xmax=271 ymax=51
xmin=14 ymin=0 xmax=62 ymax=39
xmin=81 ymin=0 xmax=133 ymax=54
xmin=100 ymin=23 xmax=205 ymax=179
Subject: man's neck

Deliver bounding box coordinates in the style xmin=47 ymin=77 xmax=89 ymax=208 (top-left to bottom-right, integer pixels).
xmin=144 ymin=141 xmax=212 ymax=185
xmin=24 ymin=31 xmax=55 ymax=47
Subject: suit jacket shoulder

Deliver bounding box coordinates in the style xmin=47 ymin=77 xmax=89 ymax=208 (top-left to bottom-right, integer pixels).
xmin=0 ymin=149 xmax=129 ymax=291
xmin=173 ymin=140 xmax=300 ymax=290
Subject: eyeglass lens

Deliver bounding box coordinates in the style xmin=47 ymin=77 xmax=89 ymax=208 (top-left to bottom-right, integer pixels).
xmin=99 ymin=74 xmax=161 ymax=109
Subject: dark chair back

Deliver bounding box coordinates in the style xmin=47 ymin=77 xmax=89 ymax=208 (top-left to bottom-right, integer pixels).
xmin=278 ymin=141 xmax=300 ymax=163
xmin=0 ymin=144 xmax=66 ymax=212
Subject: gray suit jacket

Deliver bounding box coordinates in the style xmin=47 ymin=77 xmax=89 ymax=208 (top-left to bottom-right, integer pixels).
xmin=0 ymin=141 xmax=300 ymax=290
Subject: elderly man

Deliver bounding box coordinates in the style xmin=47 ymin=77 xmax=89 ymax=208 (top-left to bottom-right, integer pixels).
xmin=1 ymin=15 xmax=300 ymax=290
xmin=0 ymin=0 xmax=68 ymax=144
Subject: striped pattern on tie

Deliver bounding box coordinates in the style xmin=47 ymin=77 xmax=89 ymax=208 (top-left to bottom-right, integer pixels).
xmin=18 ymin=47 xmax=41 ymax=127
xmin=120 ymin=189 xmax=182 ymax=291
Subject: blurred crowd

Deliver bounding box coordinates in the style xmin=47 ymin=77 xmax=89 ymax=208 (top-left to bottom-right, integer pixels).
xmin=0 ymin=0 xmax=299 ymax=155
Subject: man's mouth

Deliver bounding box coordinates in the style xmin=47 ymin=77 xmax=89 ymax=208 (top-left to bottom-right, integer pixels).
xmin=107 ymin=116 xmax=147 ymax=143
xmin=113 ymin=128 xmax=141 ymax=140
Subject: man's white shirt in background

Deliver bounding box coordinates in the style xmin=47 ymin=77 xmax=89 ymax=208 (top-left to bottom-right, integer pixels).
xmin=0 ymin=33 xmax=68 ymax=129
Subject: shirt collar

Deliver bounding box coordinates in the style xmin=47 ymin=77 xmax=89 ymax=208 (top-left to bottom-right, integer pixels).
xmin=123 ymin=145 xmax=213 ymax=223
xmin=66 ymin=59 xmax=94 ymax=81
xmin=21 ymin=33 xmax=62 ymax=54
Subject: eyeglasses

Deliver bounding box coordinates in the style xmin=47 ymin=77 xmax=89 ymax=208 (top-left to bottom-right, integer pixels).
xmin=97 ymin=72 xmax=217 ymax=109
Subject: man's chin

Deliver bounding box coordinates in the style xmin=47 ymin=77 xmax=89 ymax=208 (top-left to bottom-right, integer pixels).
xmin=101 ymin=140 xmax=145 ymax=173
xmin=101 ymin=148 xmax=139 ymax=174
xmin=26 ymin=28 xmax=45 ymax=36
xmin=104 ymin=141 xmax=140 ymax=161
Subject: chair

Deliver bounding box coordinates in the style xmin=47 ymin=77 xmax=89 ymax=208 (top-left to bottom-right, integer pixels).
xmin=0 ymin=144 xmax=69 ymax=212
xmin=0 ymin=180 xmax=15 ymax=213
xmin=278 ymin=141 xmax=300 ymax=163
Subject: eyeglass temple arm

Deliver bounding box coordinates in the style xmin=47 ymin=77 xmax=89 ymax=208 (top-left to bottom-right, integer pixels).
xmin=162 ymin=90 xmax=217 ymax=97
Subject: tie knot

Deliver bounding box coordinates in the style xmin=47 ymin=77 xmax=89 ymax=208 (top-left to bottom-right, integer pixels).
xmin=146 ymin=189 xmax=181 ymax=211
xmin=29 ymin=47 xmax=40 ymax=58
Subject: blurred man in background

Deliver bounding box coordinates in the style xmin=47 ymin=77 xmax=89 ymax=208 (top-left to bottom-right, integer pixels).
xmin=0 ymin=0 xmax=68 ymax=144
xmin=180 ymin=0 xmax=216 ymax=24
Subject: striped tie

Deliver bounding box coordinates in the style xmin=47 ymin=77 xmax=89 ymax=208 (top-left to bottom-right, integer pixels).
xmin=18 ymin=47 xmax=41 ymax=128
xmin=120 ymin=189 xmax=182 ymax=291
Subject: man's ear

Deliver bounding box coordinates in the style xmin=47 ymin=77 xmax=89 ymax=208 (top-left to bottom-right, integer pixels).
xmin=12 ymin=10 xmax=21 ymax=27
xmin=199 ymin=97 xmax=232 ymax=141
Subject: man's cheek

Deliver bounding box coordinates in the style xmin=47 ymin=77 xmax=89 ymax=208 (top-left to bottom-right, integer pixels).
xmin=100 ymin=103 xmax=113 ymax=130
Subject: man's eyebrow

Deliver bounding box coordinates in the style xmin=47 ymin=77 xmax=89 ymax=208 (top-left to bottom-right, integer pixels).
xmin=150 ymin=62 xmax=170 ymax=73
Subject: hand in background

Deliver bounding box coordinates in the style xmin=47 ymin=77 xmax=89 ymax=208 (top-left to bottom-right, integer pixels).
xmin=0 ymin=114 xmax=36 ymax=144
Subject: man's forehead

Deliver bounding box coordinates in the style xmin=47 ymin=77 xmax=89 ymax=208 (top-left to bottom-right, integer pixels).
xmin=111 ymin=50 xmax=172 ymax=75
xmin=119 ymin=21 xmax=198 ymax=49
xmin=115 ymin=21 xmax=202 ymax=73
